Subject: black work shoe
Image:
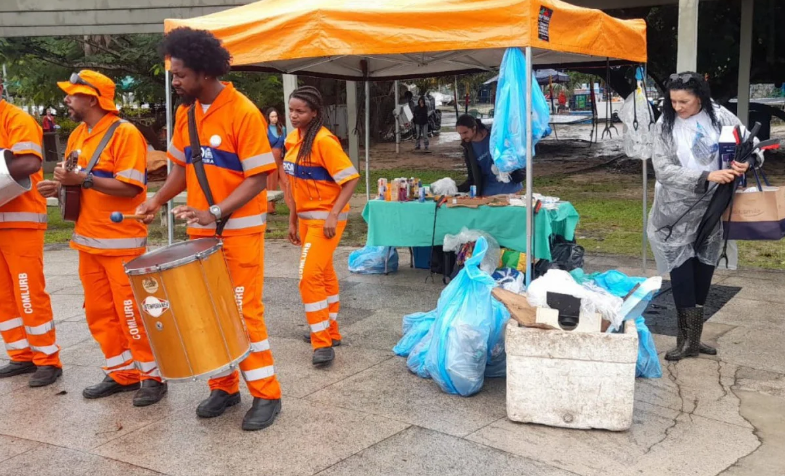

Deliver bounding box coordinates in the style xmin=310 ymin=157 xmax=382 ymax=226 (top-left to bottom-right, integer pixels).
xmin=196 ymin=390 xmax=241 ymax=418
xmin=302 ymin=332 xmax=342 ymax=347
xmin=312 ymin=347 xmax=335 ymax=366
xmin=0 ymin=361 xmax=36 ymax=378
xmin=83 ymin=375 xmax=140 ymax=399
xmin=242 ymin=398 xmax=281 ymax=431
xmin=133 ymin=380 xmax=168 ymax=407
xmin=29 ymin=366 xmax=62 ymax=387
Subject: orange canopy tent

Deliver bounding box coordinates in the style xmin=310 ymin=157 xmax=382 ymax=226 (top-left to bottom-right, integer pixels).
xmin=164 ymin=0 xmax=646 ymax=79
xmin=163 ymin=0 xmax=648 ymax=282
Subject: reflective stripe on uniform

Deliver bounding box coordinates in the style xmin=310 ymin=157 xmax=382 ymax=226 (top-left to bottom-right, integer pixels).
xmin=304 ymin=300 xmax=328 ymax=313
xmin=136 ymin=361 xmax=158 ymax=373
xmin=5 ymin=338 xmax=29 ymax=351
xmin=11 ymin=141 xmax=43 ymax=155
xmin=25 ymin=321 xmax=55 ymax=336
xmin=249 ymin=339 xmax=270 ymax=353
xmin=242 ymin=365 xmax=275 ymax=382
xmin=310 ymin=320 xmax=331 ymax=333
xmin=30 ymin=344 xmax=59 ymax=355
xmin=168 ymin=143 xmax=186 ymax=162
xmin=332 ymin=166 xmax=359 ymax=183
xmin=116 ymin=169 xmax=146 ymax=183
xmin=0 ymin=212 xmax=47 ymax=224
xmin=241 ymin=152 xmax=275 ymax=172
xmin=327 ymin=294 xmax=340 ymax=304
xmin=106 ymin=350 xmax=134 ymax=368
xmin=72 ymin=234 xmax=147 ymax=250
xmin=329 ymin=313 xmax=338 ymax=321
xmin=297 ymin=211 xmax=349 ymax=221
xmin=0 ymin=317 xmax=23 ymax=332
xmin=190 ymin=214 xmax=267 ymax=231
xmin=105 ymin=362 xmax=136 ymax=374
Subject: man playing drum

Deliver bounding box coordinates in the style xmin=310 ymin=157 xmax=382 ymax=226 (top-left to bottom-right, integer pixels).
xmin=37 ymin=70 xmax=167 ymax=406
xmin=0 ymin=81 xmax=63 ymax=388
xmin=136 ymin=28 xmax=282 ymax=431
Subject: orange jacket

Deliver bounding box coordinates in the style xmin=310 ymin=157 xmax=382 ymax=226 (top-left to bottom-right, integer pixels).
xmin=65 ymin=114 xmax=148 ymax=256
xmin=167 ymin=83 xmax=276 ymax=237
xmin=284 ymin=127 xmax=359 ymax=220
xmin=0 ymin=101 xmax=47 ymax=230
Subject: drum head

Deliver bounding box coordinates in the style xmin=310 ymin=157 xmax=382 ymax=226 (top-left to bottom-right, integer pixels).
xmin=125 ymin=238 xmax=221 ymax=274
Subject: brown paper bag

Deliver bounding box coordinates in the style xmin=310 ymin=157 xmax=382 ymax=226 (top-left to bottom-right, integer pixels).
xmin=722 ymin=186 xmax=785 ymax=241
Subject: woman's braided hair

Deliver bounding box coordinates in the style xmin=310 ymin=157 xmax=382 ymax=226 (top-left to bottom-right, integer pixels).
xmin=289 ymin=86 xmax=324 ymax=169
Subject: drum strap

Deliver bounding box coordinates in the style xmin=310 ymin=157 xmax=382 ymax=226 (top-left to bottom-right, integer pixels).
xmin=187 ymin=105 xmax=230 ymax=236
xmin=82 ymin=120 xmax=123 ymax=176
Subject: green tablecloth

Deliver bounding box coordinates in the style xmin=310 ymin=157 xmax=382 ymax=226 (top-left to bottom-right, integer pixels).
xmin=361 ymin=200 xmax=579 ymax=261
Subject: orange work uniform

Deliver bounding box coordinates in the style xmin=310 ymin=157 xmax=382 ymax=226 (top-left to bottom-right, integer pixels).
xmin=168 ymin=83 xmax=281 ymax=400
xmin=0 ymin=100 xmax=61 ymax=367
xmin=284 ymin=127 xmax=359 ymax=350
xmin=66 ymin=113 xmax=161 ymax=385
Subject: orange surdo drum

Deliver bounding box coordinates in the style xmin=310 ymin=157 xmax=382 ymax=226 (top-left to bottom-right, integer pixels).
xmin=124 ymin=238 xmax=250 ymax=381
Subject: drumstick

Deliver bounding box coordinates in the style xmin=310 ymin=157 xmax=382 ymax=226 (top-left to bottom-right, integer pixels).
xmin=110 ymin=212 xmax=150 ymax=223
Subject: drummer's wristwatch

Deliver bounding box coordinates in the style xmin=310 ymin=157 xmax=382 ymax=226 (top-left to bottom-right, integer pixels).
xmin=209 ymin=205 xmax=222 ymax=221
xmin=82 ymin=172 xmax=94 ymax=189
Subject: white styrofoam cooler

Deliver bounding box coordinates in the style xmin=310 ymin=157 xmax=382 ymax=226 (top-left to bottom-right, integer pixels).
xmin=505 ymin=320 xmax=639 ymax=431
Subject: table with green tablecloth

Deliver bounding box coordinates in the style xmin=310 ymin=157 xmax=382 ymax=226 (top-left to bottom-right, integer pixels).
xmin=361 ymin=200 xmax=579 ymax=260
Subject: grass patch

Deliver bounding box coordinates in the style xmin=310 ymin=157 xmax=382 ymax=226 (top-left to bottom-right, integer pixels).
xmin=266 ymin=202 xmax=367 ymax=247
xmin=44 ymin=208 xmax=74 ymax=245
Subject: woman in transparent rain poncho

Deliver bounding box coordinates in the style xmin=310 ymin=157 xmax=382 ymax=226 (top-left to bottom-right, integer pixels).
xmin=647 ymin=72 xmax=749 ymax=361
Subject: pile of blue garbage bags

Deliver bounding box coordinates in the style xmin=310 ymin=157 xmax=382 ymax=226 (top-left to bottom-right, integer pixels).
xmin=392 ymin=239 xmax=662 ymax=397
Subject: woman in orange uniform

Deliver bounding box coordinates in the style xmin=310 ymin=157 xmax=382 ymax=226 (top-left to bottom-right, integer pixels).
xmin=285 ymin=86 xmax=359 ymax=367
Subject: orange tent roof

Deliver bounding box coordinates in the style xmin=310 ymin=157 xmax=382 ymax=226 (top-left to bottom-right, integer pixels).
xmin=165 ymin=0 xmax=647 ymax=80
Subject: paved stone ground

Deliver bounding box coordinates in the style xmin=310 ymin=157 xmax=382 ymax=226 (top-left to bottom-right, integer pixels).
xmin=0 ymin=243 xmax=783 ymax=476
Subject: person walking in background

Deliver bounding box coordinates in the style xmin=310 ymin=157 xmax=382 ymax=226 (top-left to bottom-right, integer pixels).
xmin=413 ymin=96 xmax=429 ymax=151
xmin=42 ymin=109 xmax=56 ymax=132
xmin=265 ymin=107 xmax=291 ymax=213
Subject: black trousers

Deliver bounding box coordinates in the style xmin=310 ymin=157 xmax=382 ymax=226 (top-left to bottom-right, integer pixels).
xmin=669 ymin=258 xmax=716 ymax=309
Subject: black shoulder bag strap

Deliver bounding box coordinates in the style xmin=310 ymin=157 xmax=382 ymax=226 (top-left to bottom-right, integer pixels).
xmin=187 ymin=105 xmax=230 ymax=236
xmin=83 ymin=120 xmax=124 ymax=176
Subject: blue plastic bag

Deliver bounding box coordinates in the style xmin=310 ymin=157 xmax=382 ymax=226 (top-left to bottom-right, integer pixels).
xmin=406 ymin=329 xmax=432 ymax=379
xmin=635 ymin=316 xmax=662 ymax=379
xmin=490 ymin=48 xmax=551 ymax=173
xmin=423 ymin=237 xmax=511 ymax=396
xmin=394 ymin=310 xmax=437 ymax=357
xmin=348 ymin=245 xmax=398 ymax=274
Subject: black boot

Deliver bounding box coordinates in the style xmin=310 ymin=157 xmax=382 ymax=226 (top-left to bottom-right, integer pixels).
xmin=0 ymin=361 xmax=36 ymax=378
xmin=133 ymin=380 xmax=168 ymax=407
xmin=302 ymin=332 xmax=341 ymax=347
xmin=83 ymin=375 xmax=140 ymax=399
xmin=29 ymin=366 xmax=62 ymax=387
xmin=241 ymin=398 xmax=281 ymax=431
xmin=695 ymin=307 xmax=717 ymax=355
xmin=665 ymin=308 xmax=701 ymax=361
xmin=196 ymin=389 xmax=241 ymax=418
xmin=312 ymin=347 xmax=335 ymax=366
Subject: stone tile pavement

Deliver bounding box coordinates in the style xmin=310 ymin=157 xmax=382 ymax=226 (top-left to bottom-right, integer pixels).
xmin=0 ymin=243 xmax=782 ymax=475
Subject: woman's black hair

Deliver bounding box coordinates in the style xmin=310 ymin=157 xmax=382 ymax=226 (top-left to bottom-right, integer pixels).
xmin=289 ymin=86 xmax=324 ymax=167
xmin=160 ymin=27 xmax=231 ymax=77
xmin=265 ymin=107 xmax=283 ymax=136
xmin=661 ymin=71 xmax=719 ymax=139
xmin=456 ymin=114 xmax=487 ymax=131
xmin=418 ymin=97 xmax=426 ymax=106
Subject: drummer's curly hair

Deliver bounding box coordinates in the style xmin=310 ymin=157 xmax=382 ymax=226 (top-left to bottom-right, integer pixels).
xmin=160 ymin=27 xmax=231 ymax=77
xmin=661 ymin=72 xmax=719 ymax=139
xmin=289 ymin=86 xmax=324 ymax=167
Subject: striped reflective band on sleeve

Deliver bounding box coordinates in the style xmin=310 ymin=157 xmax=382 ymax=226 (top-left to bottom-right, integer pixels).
xmin=0 ymin=212 xmax=48 ymax=224
xmin=332 ymin=166 xmax=359 ymax=183
xmin=241 ymin=365 xmax=275 ymax=382
xmin=310 ymin=320 xmax=331 ymax=333
xmin=0 ymin=317 xmax=23 ymax=332
xmin=72 ymin=234 xmax=147 ymax=250
xmin=116 ymin=169 xmax=146 ymax=183
xmin=106 ymin=350 xmax=134 ymax=368
xmin=190 ymin=214 xmax=267 ymax=231
xmin=168 ymin=143 xmax=186 ymax=162
xmin=329 ymin=313 xmax=338 ymax=321
xmin=304 ymin=300 xmax=328 ymax=313
xmin=327 ymin=294 xmax=340 ymax=304
xmin=249 ymin=339 xmax=270 ymax=353
xmin=11 ymin=142 xmax=42 ymax=155
xmin=5 ymin=339 xmax=29 ymax=351
xmin=30 ymin=344 xmax=59 ymax=355
xmin=25 ymin=321 xmax=55 ymax=336
xmin=241 ymin=152 xmax=275 ymax=171
xmin=297 ymin=211 xmax=349 ymax=221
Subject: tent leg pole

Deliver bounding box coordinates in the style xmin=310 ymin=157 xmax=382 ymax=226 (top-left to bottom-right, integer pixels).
xmin=365 ymin=80 xmax=370 ymax=201
xmin=643 ymin=158 xmax=648 ymax=275
xmin=165 ymin=69 xmax=174 ymax=246
xmin=525 ymin=47 xmax=534 ymax=288
xmin=394 ymin=80 xmax=400 ymax=154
